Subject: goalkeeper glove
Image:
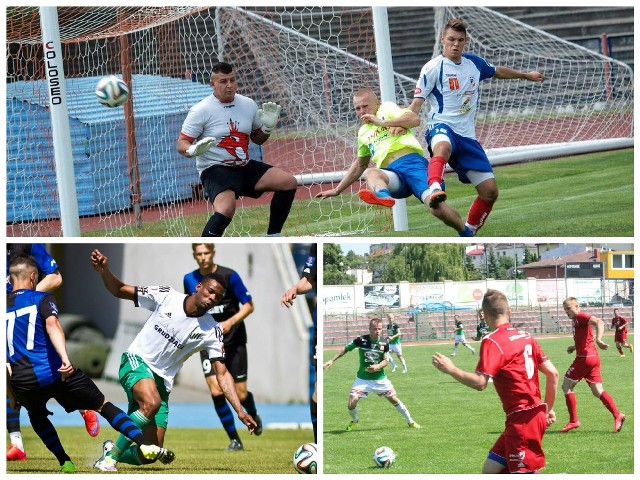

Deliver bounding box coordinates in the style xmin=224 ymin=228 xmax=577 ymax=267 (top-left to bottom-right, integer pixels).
xmin=187 ymin=137 xmax=218 ymax=157
xmin=257 ymin=102 xmax=282 ymax=134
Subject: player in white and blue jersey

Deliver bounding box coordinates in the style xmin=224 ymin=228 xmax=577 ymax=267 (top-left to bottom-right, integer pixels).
xmin=410 ymin=18 xmax=544 ymax=237
xmin=6 ymin=254 xmax=173 ymax=473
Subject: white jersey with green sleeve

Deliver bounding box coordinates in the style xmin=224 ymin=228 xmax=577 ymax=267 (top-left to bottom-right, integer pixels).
xmin=356 ymin=101 xmax=424 ymax=168
xmin=126 ymin=285 xmax=225 ymax=391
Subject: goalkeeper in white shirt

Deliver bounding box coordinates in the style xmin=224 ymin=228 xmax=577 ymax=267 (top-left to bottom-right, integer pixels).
xmin=177 ymin=61 xmax=297 ymax=237
xmin=90 ymin=249 xmax=257 ymax=472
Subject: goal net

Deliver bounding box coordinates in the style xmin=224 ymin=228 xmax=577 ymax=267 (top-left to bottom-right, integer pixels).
xmin=432 ymin=7 xmax=633 ymax=159
xmin=7 ymin=6 xmax=406 ymax=237
xmin=7 ymin=7 xmax=632 ymax=237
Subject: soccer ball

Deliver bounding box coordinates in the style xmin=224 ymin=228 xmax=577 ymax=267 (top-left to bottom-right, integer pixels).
xmin=95 ymin=75 xmax=129 ymax=108
xmin=373 ymin=446 xmax=396 ymax=468
xmin=293 ymin=443 xmax=318 ymax=474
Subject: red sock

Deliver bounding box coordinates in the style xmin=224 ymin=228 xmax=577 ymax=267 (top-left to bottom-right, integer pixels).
xmin=427 ymin=156 xmax=446 ymax=185
xmin=617 ymin=345 xmax=624 ymax=354
xmin=565 ymin=391 xmax=578 ymax=423
xmin=466 ymin=197 xmax=494 ymax=231
xmin=599 ymin=391 xmax=620 ymax=417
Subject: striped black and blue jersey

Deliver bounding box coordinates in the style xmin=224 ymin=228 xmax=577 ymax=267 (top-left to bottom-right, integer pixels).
xmin=6 ymin=289 xmax=62 ymax=391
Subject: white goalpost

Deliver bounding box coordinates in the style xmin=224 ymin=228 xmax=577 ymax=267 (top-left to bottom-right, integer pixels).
xmin=7 ymin=6 xmax=401 ymax=237
xmin=5 ymin=7 xmax=633 ymax=237
xmin=432 ymin=7 xmax=633 ymax=158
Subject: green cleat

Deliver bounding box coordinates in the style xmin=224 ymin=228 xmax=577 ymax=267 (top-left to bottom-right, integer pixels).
xmin=140 ymin=444 xmax=176 ymax=464
xmin=346 ymin=420 xmax=358 ymax=431
xmin=61 ymin=460 xmax=76 ymax=473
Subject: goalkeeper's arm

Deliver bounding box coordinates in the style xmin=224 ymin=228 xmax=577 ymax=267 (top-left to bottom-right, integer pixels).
xmin=177 ymin=136 xmax=218 ymax=158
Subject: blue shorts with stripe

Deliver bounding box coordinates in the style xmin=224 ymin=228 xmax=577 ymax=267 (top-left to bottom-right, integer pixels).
xmin=425 ymin=123 xmax=493 ymax=184
xmin=382 ymin=152 xmax=430 ymax=201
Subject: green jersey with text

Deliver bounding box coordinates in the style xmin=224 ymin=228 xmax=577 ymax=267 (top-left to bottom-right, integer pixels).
xmin=357 ymin=102 xmax=424 ymax=168
xmin=386 ymin=322 xmax=401 ymax=345
xmin=345 ymin=334 xmax=389 ymax=380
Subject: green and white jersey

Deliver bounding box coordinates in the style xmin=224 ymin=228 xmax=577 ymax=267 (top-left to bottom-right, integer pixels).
xmin=386 ymin=322 xmax=401 ymax=345
xmin=345 ymin=334 xmax=389 ymax=381
xmin=454 ymin=321 xmax=464 ymax=335
xmin=356 ymin=102 xmax=424 ymax=168
xmin=128 ymin=286 xmax=224 ymax=391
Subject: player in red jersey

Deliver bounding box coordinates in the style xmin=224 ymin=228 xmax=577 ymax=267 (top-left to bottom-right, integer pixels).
xmin=611 ymin=308 xmax=633 ymax=357
xmin=432 ymin=289 xmax=558 ymax=473
xmin=559 ymin=298 xmax=626 ymax=433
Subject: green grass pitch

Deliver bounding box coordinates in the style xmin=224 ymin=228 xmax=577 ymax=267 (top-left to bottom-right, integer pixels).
xmin=5 ymin=427 xmax=311 ymax=474
xmin=87 ymin=148 xmax=632 ymax=237
xmin=323 ymin=334 xmax=633 ymax=474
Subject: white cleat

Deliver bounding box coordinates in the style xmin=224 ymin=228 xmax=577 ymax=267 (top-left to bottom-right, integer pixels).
xmin=94 ymin=455 xmax=117 ymax=472
xmin=94 ymin=440 xmax=117 ymax=472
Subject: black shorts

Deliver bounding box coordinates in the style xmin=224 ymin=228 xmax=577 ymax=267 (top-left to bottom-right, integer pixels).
xmin=200 ymin=344 xmax=248 ymax=383
xmin=200 ymin=160 xmax=273 ymax=201
xmin=12 ymin=369 xmax=104 ymax=417
xmin=312 ymin=327 xmax=317 ymax=368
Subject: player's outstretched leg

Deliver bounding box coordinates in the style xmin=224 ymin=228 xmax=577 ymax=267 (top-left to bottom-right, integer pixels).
xmin=358 ymin=188 xmax=396 ymax=207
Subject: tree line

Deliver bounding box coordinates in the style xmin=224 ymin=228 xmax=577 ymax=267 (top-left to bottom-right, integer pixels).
xmin=324 ymin=244 xmax=540 ymax=285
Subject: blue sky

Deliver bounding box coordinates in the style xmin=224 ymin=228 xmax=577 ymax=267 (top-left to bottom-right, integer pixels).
xmin=336 ymin=243 xmax=371 ymax=256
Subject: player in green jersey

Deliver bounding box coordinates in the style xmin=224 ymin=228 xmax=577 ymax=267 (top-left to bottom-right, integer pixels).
xmin=386 ymin=313 xmax=407 ymax=373
xmin=316 ymin=89 xmax=435 ymax=211
xmin=324 ymin=318 xmax=420 ymax=430
xmin=473 ymin=310 xmax=490 ymax=341
xmin=452 ymin=314 xmax=475 ymax=356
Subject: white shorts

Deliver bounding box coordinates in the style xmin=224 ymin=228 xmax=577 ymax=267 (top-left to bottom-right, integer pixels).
xmin=350 ymin=377 xmax=396 ymax=398
xmin=389 ymin=343 xmax=403 ymax=355
xmin=454 ymin=334 xmax=467 ymax=343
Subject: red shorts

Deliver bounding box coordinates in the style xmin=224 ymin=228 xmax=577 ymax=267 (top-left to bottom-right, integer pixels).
xmin=614 ymin=329 xmax=628 ymax=343
xmin=565 ymin=355 xmax=602 ymax=384
xmin=490 ymin=405 xmax=547 ymax=473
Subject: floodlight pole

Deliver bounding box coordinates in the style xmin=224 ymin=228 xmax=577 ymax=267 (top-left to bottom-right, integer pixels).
xmin=372 ymin=7 xmax=408 ymax=231
xmin=40 ymin=7 xmax=81 ymax=237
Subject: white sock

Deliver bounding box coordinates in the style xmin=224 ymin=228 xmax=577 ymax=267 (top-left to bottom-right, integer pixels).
xmin=388 ymin=356 xmax=397 ymax=368
xmin=10 ymin=432 xmax=24 ymax=451
xmin=348 ymin=407 xmax=358 ymax=422
xmin=401 ymin=359 xmax=407 ymax=371
xmin=394 ymin=401 xmax=412 ymax=423
xmin=429 ymin=181 xmax=442 ymax=192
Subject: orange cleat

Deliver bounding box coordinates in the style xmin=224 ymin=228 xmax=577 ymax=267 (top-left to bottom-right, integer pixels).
xmin=81 ymin=410 xmax=100 ymax=437
xmin=7 ymin=445 xmax=26 ymax=461
xmin=358 ymin=189 xmax=395 ymax=208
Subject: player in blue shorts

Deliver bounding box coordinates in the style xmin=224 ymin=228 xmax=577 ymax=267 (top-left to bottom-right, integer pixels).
xmin=316 ymin=88 xmax=433 ymax=210
xmin=410 ymin=18 xmax=545 ymax=236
